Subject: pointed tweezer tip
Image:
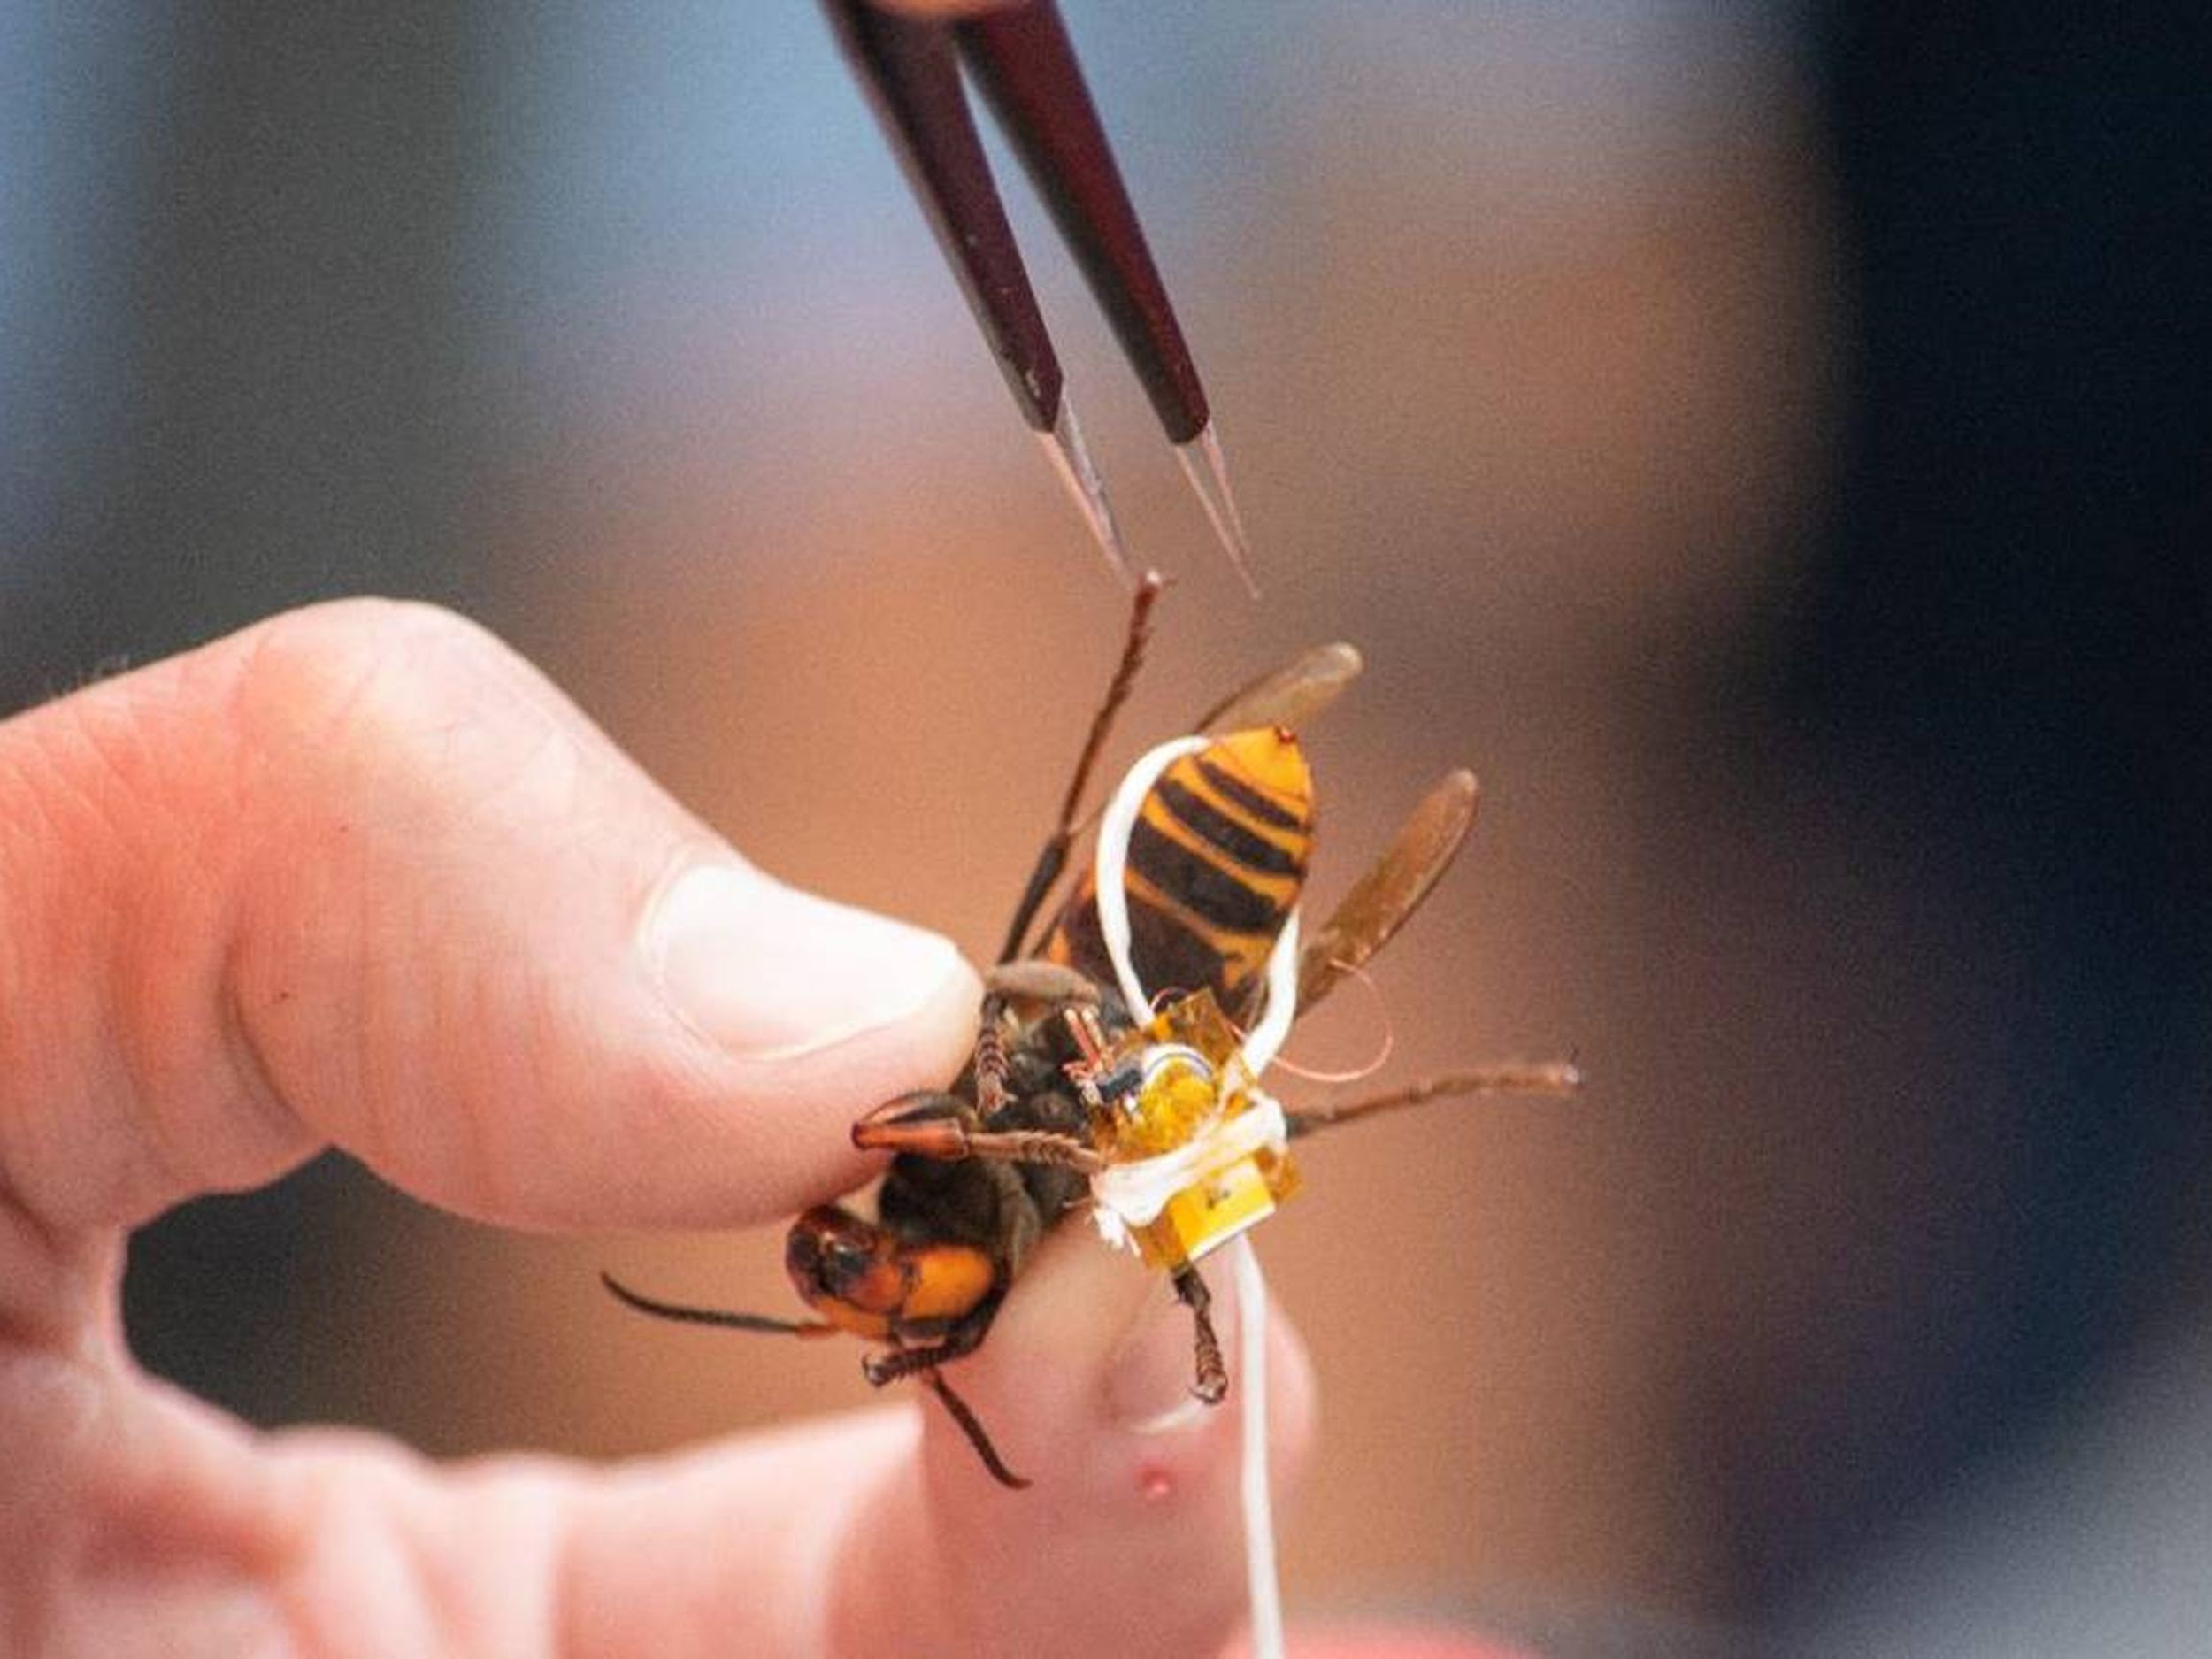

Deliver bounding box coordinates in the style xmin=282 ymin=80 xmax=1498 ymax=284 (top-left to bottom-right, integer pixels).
xmin=1037 ymin=394 xmax=1136 ymax=590
xmin=1174 ymin=421 xmax=1260 ymax=599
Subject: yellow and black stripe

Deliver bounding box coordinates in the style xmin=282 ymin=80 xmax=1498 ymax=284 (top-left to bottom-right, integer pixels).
xmin=1047 ymin=727 xmax=1314 ymax=1018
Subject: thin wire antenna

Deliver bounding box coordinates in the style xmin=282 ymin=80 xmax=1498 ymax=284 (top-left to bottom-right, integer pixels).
xmin=1263 ymin=958 xmax=1396 ymax=1086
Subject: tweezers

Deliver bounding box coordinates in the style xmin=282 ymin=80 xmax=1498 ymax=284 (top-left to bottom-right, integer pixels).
xmin=820 ymin=0 xmax=1255 ymax=591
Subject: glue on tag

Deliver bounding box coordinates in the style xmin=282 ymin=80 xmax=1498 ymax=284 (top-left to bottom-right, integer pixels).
xmin=1155 ymin=1152 xmax=1276 ymax=1264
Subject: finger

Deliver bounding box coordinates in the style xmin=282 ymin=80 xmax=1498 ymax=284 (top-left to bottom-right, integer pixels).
xmin=0 ymin=601 xmax=979 ymax=1269
xmin=564 ymin=1226 xmax=1317 ymax=1658
xmin=8 ymin=1230 xmax=1312 ymax=1655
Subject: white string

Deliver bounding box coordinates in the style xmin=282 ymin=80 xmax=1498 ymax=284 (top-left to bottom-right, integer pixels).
xmin=1241 ymin=908 xmax=1302 ymax=1075
xmin=1087 ymin=732 xmax=1290 ymax=1659
xmin=1233 ymin=1233 xmax=1283 ymax=1659
xmin=1094 ymin=734 xmax=1210 ymax=1015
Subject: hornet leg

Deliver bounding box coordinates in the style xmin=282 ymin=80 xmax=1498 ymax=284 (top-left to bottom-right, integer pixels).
xmin=1284 ymin=1061 xmax=1583 ymax=1138
xmin=919 ymin=1367 xmax=1031 ymax=1490
xmin=854 ymin=1090 xmax=1102 ymax=1171
xmin=997 ymin=571 xmax=1165 ymax=963
xmin=1173 ymin=1263 xmax=1229 ymax=1405
xmin=975 ymin=959 xmax=1102 ymax=1116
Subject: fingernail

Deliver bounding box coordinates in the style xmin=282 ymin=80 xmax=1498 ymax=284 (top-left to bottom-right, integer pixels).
xmin=1103 ymin=1263 xmax=1239 ymax=1434
xmin=641 ymin=857 xmax=964 ymax=1060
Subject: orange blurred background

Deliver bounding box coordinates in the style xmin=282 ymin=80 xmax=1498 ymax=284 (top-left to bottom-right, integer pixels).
xmin=13 ymin=4 xmax=2212 ymax=1652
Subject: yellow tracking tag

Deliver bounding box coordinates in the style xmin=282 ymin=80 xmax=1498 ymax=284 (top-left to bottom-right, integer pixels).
xmin=1084 ymin=988 xmax=1302 ymax=1270
xmin=1138 ymin=1154 xmax=1278 ymax=1269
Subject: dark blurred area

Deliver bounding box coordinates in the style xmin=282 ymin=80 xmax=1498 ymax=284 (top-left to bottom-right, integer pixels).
xmin=8 ymin=2 xmax=2212 ymax=1650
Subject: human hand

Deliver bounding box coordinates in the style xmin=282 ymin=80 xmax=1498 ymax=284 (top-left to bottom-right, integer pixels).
xmin=0 ymin=600 xmax=1314 ymax=1657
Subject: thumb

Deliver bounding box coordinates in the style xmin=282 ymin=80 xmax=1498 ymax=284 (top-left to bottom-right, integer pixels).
xmin=0 ymin=599 xmax=979 ymax=1264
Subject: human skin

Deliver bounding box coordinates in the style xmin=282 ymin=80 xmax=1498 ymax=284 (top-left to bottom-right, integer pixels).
xmin=0 ymin=599 xmax=1314 ymax=1658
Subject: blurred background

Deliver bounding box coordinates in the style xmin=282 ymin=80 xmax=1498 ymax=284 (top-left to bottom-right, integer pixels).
xmin=7 ymin=2 xmax=2212 ymax=1651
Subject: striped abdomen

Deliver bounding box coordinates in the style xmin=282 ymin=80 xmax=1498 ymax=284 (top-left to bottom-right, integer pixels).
xmin=1046 ymin=727 xmax=1314 ymax=1019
